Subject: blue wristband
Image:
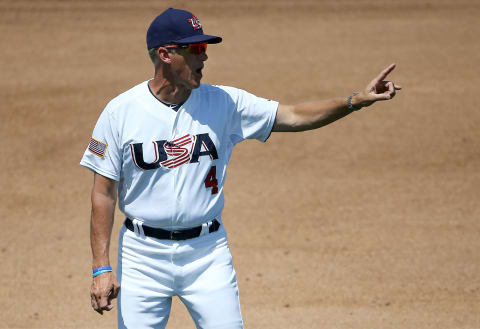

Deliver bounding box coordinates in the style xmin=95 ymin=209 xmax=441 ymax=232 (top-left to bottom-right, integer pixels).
xmin=93 ymin=269 xmax=112 ymax=278
xmin=93 ymin=266 xmax=112 ymax=275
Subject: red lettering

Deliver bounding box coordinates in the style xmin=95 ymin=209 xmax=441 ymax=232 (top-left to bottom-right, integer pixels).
xmin=204 ymin=165 xmax=218 ymax=194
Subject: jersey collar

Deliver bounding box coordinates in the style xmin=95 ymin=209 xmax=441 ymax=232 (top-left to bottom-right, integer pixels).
xmin=147 ymin=81 xmax=186 ymax=112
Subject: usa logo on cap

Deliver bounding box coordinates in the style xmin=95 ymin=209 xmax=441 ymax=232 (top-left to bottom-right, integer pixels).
xmin=188 ymin=15 xmax=202 ymax=30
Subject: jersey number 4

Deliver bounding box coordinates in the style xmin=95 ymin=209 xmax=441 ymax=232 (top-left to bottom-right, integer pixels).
xmin=204 ymin=165 xmax=219 ymax=194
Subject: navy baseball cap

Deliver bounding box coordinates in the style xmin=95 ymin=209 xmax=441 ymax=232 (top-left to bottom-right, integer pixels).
xmin=146 ymin=8 xmax=222 ymax=49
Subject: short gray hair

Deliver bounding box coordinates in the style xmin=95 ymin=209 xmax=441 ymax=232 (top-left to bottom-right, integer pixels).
xmin=148 ymin=47 xmax=160 ymax=65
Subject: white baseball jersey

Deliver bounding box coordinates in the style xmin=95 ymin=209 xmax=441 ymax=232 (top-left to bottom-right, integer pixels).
xmin=80 ymin=81 xmax=278 ymax=229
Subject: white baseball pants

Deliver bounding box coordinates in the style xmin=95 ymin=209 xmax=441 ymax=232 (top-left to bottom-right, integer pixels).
xmin=116 ymin=223 xmax=244 ymax=329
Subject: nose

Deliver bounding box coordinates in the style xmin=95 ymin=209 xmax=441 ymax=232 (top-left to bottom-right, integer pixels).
xmin=198 ymin=51 xmax=208 ymax=62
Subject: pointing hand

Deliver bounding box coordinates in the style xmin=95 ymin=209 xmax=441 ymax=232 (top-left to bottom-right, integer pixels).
xmin=353 ymin=63 xmax=402 ymax=109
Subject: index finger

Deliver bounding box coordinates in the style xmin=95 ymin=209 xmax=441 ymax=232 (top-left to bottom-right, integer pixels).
xmin=375 ymin=63 xmax=396 ymax=82
xmin=99 ymin=294 xmax=109 ymax=310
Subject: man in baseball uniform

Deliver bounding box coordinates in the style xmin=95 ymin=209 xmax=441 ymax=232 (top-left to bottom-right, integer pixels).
xmin=81 ymin=8 xmax=401 ymax=329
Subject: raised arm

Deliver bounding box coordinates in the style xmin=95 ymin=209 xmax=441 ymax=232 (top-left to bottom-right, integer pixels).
xmin=90 ymin=173 xmax=120 ymax=314
xmin=273 ymin=64 xmax=402 ymax=132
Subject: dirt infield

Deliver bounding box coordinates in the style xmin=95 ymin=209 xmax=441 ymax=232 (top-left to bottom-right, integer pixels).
xmin=1 ymin=0 xmax=479 ymax=328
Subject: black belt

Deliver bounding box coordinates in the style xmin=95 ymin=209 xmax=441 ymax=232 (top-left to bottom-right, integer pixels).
xmin=125 ymin=218 xmax=220 ymax=241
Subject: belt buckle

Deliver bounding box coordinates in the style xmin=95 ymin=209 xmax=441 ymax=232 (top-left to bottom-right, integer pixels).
xmin=170 ymin=230 xmax=181 ymax=240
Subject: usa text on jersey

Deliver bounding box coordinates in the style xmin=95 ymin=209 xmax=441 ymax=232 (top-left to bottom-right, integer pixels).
xmin=130 ymin=133 xmax=218 ymax=170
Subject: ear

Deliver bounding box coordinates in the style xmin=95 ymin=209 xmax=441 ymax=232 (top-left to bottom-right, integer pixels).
xmin=157 ymin=47 xmax=172 ymax=64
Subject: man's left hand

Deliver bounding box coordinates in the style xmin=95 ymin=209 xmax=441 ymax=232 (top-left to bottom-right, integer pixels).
xmin=353 ymin=63 xmax=402 ymax=108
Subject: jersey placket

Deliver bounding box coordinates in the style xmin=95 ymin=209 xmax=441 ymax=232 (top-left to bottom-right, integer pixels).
xmin=171 ymin=106 xmax=184 ymax=228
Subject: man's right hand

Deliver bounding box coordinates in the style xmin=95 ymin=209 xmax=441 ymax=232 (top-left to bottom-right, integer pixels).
xmin=90 ymin=272 xmax=121 ymax=315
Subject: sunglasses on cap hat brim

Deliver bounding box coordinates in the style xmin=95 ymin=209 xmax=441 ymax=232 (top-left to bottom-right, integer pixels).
xmin=164 ymin=43 xmax=207 ymax=55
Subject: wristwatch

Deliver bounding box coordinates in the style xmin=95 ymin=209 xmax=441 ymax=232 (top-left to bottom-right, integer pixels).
xmin=347 ymin=92 xmax=362 ymax=111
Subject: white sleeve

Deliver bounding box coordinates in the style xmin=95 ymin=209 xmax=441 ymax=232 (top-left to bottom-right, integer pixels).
xmin=228 ymin=87 xmax=279 ymax=144
xmin=79 ymin=106 xmax=122 ymax=181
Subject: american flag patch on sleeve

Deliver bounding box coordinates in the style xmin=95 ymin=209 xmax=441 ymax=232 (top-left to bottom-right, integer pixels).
xmin=88 ymin=138 xmax=107 ymax=158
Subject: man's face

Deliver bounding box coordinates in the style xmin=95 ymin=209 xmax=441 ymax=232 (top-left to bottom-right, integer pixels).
xmin=169 ymin=46 xmax=208 ymax=90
